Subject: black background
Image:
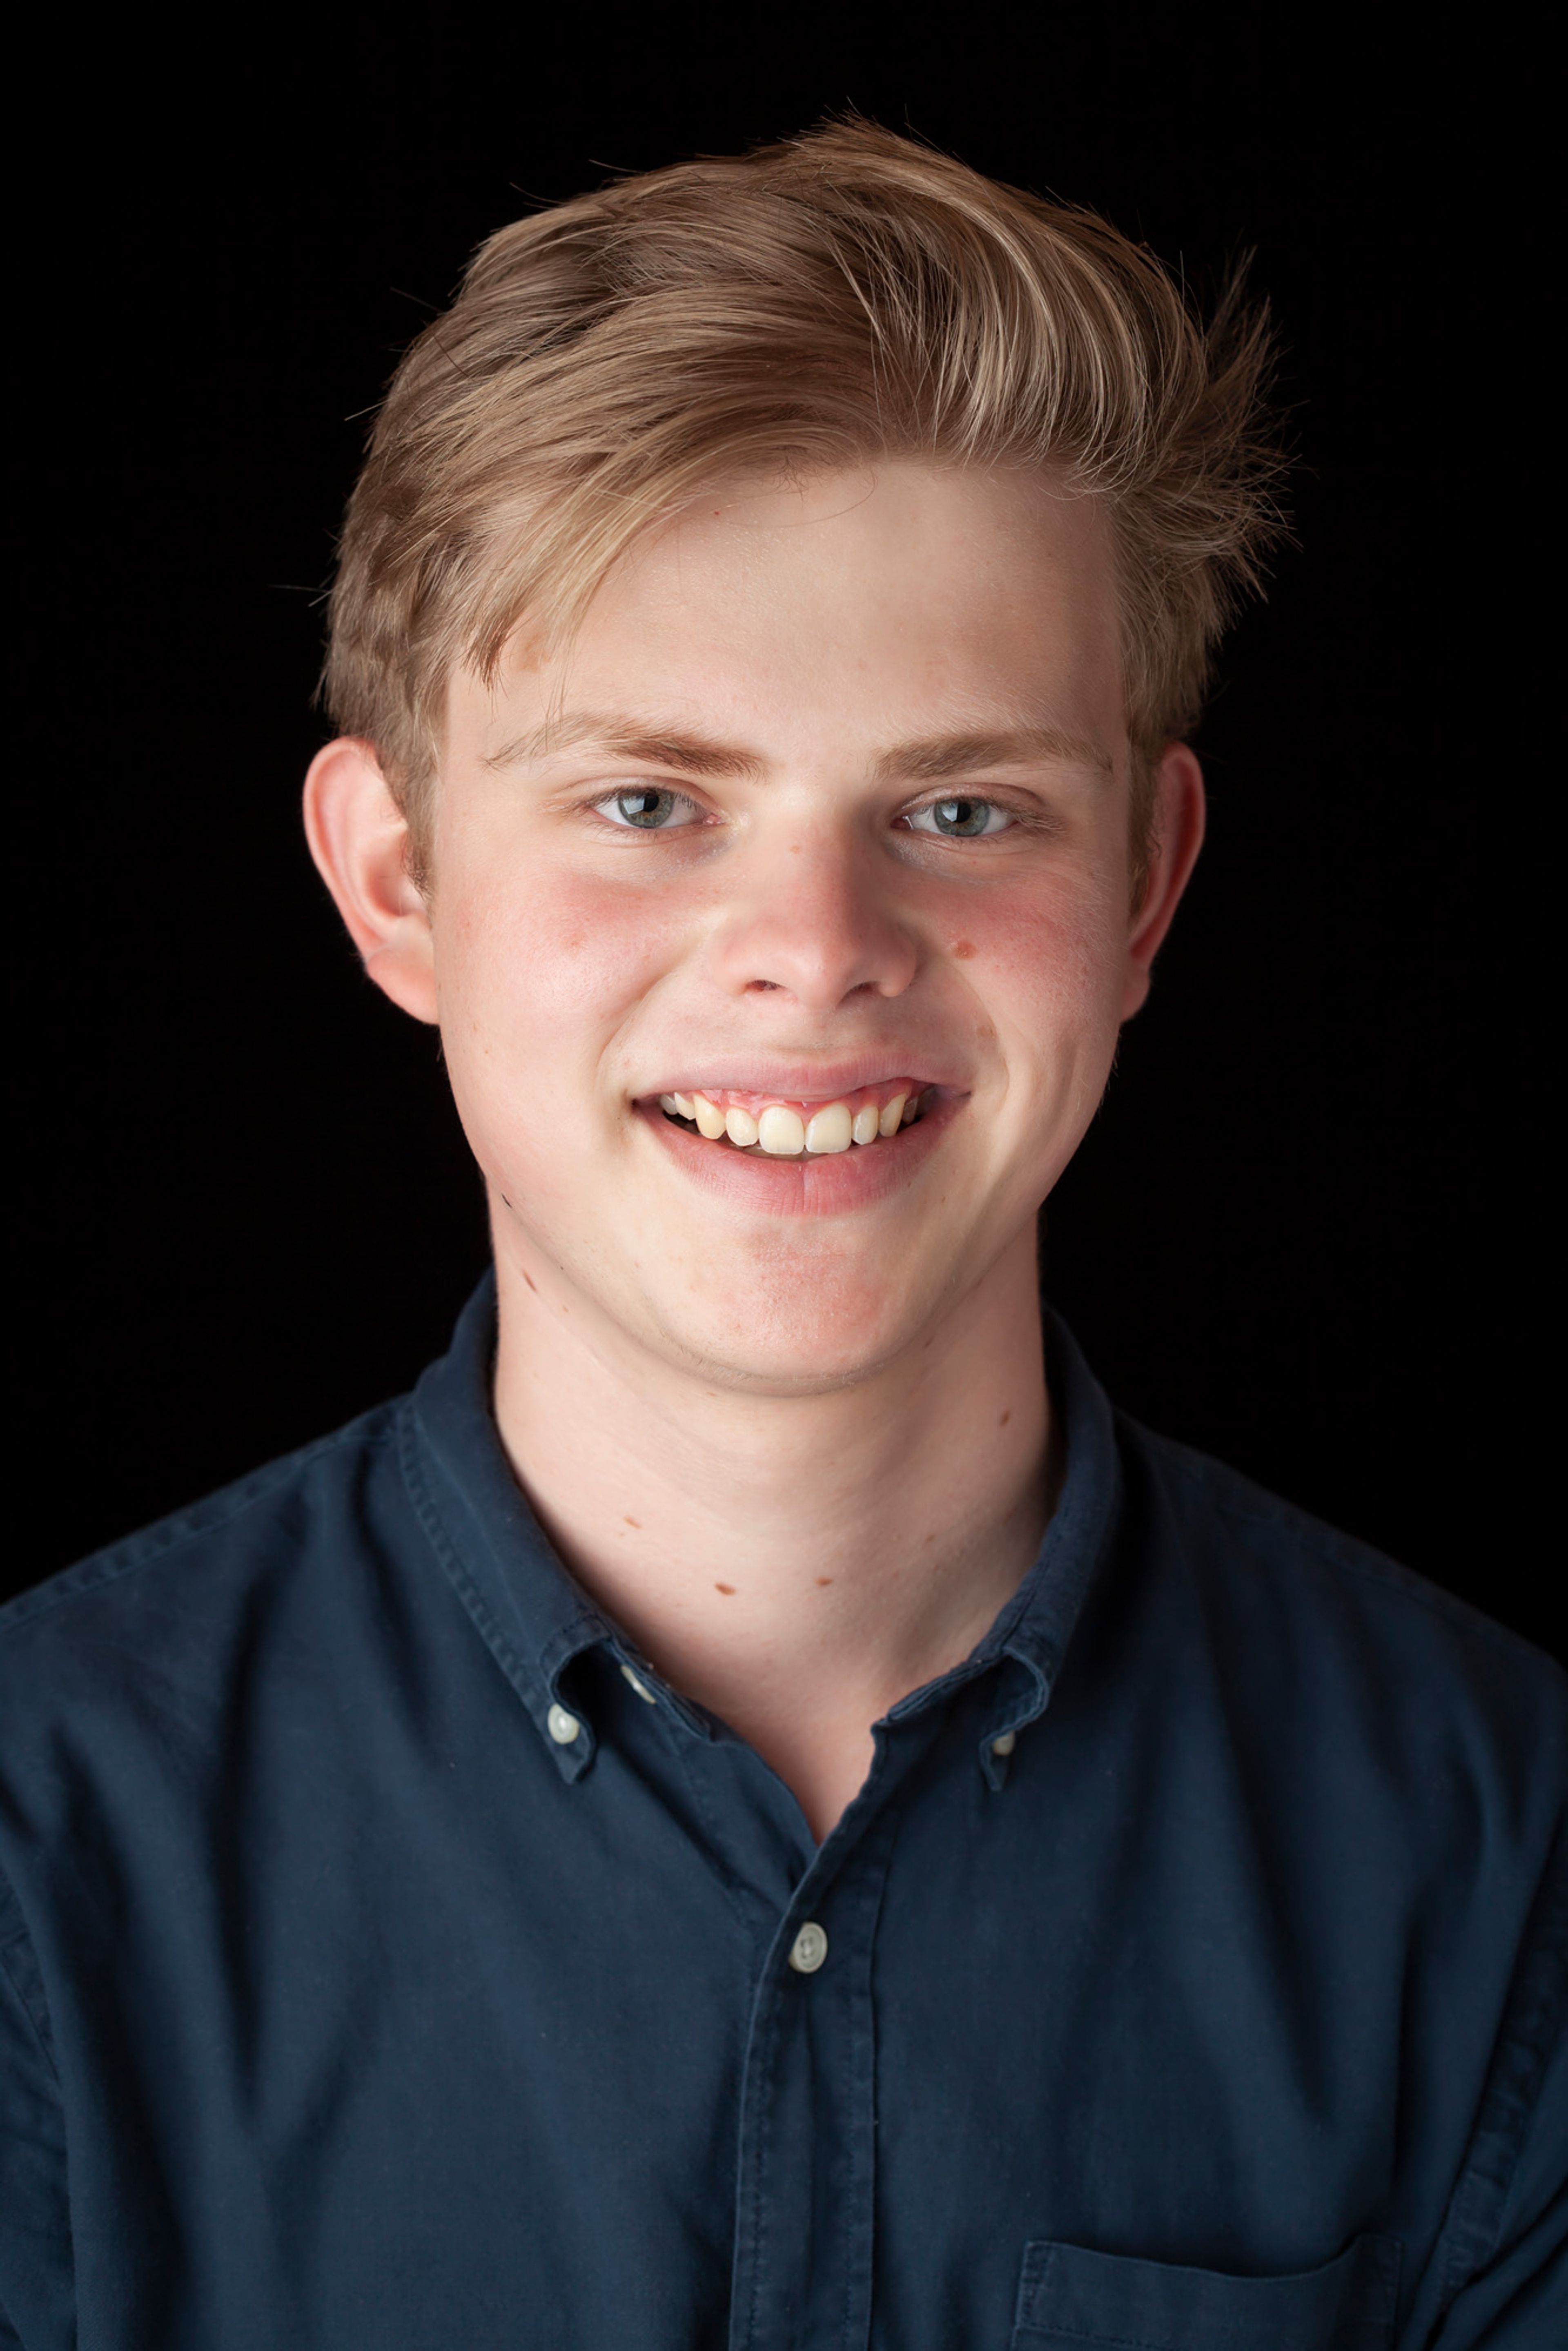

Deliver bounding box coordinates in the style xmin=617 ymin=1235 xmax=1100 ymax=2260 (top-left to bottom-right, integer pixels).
xmin=16 ymin=10 xmax=1552 ymax=1653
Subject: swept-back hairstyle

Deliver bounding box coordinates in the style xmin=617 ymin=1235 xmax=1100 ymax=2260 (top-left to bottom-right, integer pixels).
xmin=323 ymin=121 xmax=1284 ymax=879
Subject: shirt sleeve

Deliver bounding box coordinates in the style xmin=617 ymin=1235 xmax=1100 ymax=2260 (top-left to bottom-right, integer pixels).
xmin=0 ymin=1879 xmax=74 ymax=2351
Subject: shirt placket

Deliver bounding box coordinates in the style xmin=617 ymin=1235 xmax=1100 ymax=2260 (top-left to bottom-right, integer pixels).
xmin=725 ymin=1744 xmax=924 ymax=2351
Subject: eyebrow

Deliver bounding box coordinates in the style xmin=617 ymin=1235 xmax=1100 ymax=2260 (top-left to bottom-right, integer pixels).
xmin=486 ymin=713 xmax=1113 ymax=782
xmin=875 ymin=727 xmax=1114 ymax=781
xmin=486 ymin=716 xmax=766 ymax=780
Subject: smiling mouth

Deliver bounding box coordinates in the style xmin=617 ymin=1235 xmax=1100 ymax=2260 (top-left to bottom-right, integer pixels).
xmin=654 ymin=1080 xmax=929 ymax=1158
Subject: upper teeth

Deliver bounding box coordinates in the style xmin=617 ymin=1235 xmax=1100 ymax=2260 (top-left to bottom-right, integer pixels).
xmin=655 ymin=1085 xmax=925 ymax=1156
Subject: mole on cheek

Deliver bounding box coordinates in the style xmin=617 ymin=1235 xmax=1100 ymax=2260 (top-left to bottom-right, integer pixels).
xmin=715 ymin=1582 xmax=736 ymax=1596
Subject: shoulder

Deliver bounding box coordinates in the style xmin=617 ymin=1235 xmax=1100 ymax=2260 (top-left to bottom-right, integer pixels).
xmin=1124 ymin=1410 xmax=1564 ymax=1686
xmin=1110 ymin=1411 xmax=1568 ymax=1823
xmin=0 ymin=1399 xmax=413 ymax=1714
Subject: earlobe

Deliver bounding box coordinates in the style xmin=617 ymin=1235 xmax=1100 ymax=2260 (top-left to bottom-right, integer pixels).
xmin=302 ymin=739 xmax=439 ymax=1025
xmin=1121 ymin=744 xmax=1206 ymax=1020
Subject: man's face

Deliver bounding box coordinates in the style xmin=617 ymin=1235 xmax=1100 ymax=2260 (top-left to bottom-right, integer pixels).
xmin=418 ymin=463 xmax=1185 ymax=1392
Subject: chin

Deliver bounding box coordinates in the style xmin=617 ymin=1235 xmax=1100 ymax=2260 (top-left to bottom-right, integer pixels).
xmin=644 ymin=1266 xmax=934 ymax=1395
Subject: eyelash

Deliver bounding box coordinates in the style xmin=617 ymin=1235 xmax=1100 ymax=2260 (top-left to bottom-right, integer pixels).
xmin=588 ymin=787 xmax=708 ymax=831
xmin=581 ymin=786 xmax=1034 ymax=838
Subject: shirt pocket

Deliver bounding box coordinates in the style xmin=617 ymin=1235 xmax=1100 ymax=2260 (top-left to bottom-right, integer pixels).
xmin=1010 ymin=2233 xmax=1402 ymax=2350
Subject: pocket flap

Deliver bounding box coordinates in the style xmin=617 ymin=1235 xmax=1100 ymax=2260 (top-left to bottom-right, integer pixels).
xmin=1013 ymin=2233 xmax=1401 ymax=2350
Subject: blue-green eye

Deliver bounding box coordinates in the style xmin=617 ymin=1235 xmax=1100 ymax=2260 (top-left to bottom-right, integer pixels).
xmin=597 ymin=787 xmax=695 ymax=830
xmin=906 ymin=796 xmax=1011 ymax=838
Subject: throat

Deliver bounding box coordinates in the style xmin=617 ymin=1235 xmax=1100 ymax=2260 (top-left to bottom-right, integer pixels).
xmin=488 ymin=1214 xmax=1054 ymax=1840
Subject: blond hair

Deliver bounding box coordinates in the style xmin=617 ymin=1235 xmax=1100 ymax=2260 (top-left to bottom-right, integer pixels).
xmin=323 ymin=122 xmax=1284 ymax=881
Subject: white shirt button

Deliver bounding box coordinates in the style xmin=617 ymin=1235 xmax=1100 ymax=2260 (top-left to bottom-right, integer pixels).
xmin=619 ymin=1663 xmax=657 ymax=1703
xmin=991 ymin=1730 xmax=1017 ymax=1757
xmin=788 ymin=1921 xmax=829 ymax=1974
xmin=546 ymin=1703 xmax=581 ymax=1745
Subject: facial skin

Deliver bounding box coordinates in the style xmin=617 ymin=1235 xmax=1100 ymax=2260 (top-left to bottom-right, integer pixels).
xmin=306 ymin=463 xmax=1203 ymax=1837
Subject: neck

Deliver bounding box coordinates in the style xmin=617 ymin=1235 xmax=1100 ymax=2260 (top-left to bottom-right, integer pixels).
xmin=489 ymin=1217 xmax=1054 ymax=1841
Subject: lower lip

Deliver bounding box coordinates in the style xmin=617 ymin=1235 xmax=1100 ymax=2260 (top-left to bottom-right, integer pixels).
xmin=638 ymin=1094 xmax=959 ymax=1217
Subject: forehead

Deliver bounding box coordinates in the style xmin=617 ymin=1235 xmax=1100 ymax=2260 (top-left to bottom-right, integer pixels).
xmin=455 ymin=462 xmax=1125 ymax=764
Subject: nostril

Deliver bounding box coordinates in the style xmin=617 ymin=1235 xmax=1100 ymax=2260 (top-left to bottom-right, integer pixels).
xmin=745 ymin=979 xmax=782 ymax=992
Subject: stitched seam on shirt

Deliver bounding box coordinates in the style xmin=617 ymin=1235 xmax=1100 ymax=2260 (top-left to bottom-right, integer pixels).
xmin=0 ymin=1412 xmax=403 ymax=1640
xmin=397 ymin=1406 xmax=547 ymax=1716
xmin=398 ymin=1404 xmax=611 ymax=1763
xmin=740 ymin=1938 xmax=788 ymax=2350
xmin=1432 ymin=1818 xmax=1568 ymax=2310
xmin=839 ymin=1807 xmax=897 ymax=2351
xmin=979 ymin=1395 xmax=1125 ymax=1682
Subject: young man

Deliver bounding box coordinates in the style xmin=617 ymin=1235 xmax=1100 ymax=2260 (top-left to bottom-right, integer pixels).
xmin=1 ymin=125 xmax=1562 ymax=2351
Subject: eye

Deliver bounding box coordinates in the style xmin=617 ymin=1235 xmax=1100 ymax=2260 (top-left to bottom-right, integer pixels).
xmin=593 ymin=787 xmax=701 ymax=831
xmin=904 ymin=796 xmax=1012 ymax=839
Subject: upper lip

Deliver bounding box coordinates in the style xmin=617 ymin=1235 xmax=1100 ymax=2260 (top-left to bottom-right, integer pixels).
xmin=638 ymin=1056 xmax=965 ymax=1102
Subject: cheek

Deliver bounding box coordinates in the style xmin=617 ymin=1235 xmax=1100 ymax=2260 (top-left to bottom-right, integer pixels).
xmin=957 ymin=870 xmax=1131 ymax=1170
xmin=436 ymin=862 xmax=678 ymax=1060
xmin=432 ymin=864 xmax=680 ymax=1203
xmin=970 ymin=867 xmax=1130 ymax=1045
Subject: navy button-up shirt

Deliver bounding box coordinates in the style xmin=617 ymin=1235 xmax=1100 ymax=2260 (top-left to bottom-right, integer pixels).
xmin=2 ymin=1279 xmax=1564 ymax=2349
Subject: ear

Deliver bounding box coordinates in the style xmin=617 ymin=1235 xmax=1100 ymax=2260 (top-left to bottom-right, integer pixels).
xmin=1121 ymin=743 xmax=1206 ymax=1020
xmin=302 ymin=738 xmax=439 ymax=1025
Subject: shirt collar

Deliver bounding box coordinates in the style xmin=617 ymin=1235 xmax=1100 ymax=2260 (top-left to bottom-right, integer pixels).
xmin=956 ymin=1308 xmax=1125 ymax=1779
xmin=405 ymin=1272 xmax=1123 ymax=1780
xmin=405 ymin=1272 xmax=611 ymax=1780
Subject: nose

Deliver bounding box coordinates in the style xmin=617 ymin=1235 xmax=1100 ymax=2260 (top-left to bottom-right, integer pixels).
xmin=707 ymin=829 xmax=918 ymax=1014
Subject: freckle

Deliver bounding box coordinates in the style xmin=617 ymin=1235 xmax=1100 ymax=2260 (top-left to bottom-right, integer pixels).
xmin=999 ymin=1408 xmax=1011 ymax=1426
xmin=715 ymin=1582 xmax=736 ymax=1596
xmin=816 ymin=1576 xmax=833 ymax=1587
xmin=952 ymin=939 xmax=976 ymax=959
xmin=624 ymin=1516 xmax=641 ymax=1528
